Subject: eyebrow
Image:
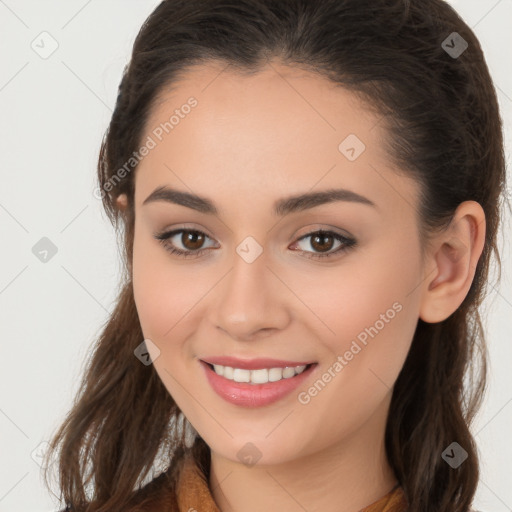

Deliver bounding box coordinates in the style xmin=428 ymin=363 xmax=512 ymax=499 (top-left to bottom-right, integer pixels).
xmin=142 ymin=185 xmax=377 ymax=216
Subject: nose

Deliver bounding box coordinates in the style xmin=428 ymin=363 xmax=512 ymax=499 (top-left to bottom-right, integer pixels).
xmin=209 ymin=247 xmax=291 ymax=342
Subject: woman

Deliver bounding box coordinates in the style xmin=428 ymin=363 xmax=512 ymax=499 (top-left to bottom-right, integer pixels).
xmin=43 ymin=0 xmax=507 ymax=511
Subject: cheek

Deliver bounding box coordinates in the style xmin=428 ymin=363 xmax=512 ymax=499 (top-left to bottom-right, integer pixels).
xmin=132 ymin=229 xmax=212 ymax=354
xmin=300 ymin=238 xmax=420 ymax=382
xmin=293 ymin=254 xmax=419 ymax=437
xmin=132 ymin=228 xmax=184 ymax=340
xmin=132 ymin=235 xmax=202 ymax=398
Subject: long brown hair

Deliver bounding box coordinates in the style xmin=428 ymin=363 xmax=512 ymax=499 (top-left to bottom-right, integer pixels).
xmin=43 ymin=1 xmax=509 ymax=510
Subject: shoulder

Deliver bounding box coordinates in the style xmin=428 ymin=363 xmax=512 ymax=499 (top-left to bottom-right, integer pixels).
xmin=53 ymin=470 xmax=178 ymax=512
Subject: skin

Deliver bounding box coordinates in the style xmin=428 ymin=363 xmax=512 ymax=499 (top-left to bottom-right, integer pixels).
xmin=116 ymin=60 xmax=485 ymax=512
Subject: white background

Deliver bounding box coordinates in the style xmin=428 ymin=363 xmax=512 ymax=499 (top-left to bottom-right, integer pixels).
xmin=0 ymin=1 xmax=510 ymax=511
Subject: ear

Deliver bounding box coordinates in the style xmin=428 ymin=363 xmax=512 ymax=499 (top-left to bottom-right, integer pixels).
xmin=419 ymin=201 xmax=486 ymax=323
xmin=116 ymin=193 xmax=128 ymax=211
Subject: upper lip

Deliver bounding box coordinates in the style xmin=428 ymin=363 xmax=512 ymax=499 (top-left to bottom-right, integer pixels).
xmin=200 ymin=356 xmax=316 ymax=370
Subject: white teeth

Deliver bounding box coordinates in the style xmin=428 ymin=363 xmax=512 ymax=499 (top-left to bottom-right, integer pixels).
xmin=282 ymin=367 xmax=296 ymax=379
xmin=251 ymin=368 xmax=269 ymax=384
xmin=210 ymin=363 xmax=308 ymax=384
xmin=268 ymin=367 xmax=283 ymax=382
xmin=233 ymin=368 xmax=251 ymax=383
xmin=223 ymin=366 xmax=234 ymax=379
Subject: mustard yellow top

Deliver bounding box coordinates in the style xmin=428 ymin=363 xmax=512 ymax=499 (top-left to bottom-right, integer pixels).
xmin=175 ymin=452 xmax=408 ymax=512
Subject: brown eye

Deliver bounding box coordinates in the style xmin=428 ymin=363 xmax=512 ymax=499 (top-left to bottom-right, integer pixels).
xmin=181 ymin=230 xmax=206 ymax=250
xmin=291 ymin=230 xmax=357 ymax=260
xmin=154 ymin=229 xmax=217 ymax=259
xmin=310 ymin=232 xmax=336 ymax=253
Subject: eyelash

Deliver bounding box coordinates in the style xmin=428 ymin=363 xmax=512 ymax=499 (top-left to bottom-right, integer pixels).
xmin=154 ymin=228 xmax=357 ymax=260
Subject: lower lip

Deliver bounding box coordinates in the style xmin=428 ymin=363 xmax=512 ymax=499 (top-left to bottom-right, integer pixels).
xmin=200 ymin=360 xmax=318 ymax=408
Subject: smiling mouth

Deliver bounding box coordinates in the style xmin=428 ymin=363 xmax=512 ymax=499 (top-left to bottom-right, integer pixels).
xmin=203 ymin=361 xmax=317 ymax=385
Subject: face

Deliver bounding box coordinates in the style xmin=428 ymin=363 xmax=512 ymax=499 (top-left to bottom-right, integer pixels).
xmin=131 ymin=61 xmax=425 ymax=465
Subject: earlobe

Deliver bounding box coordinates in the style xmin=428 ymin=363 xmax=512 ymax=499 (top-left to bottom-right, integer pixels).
xmin=116 ymin=193 xmax=128 ymax=211
xmin=419 ymin=201 xmax=486 ymax=324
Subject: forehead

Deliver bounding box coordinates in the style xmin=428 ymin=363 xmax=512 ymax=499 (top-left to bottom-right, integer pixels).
xmin=143 ymin=61 xmax=379 ymax=156
xmin=135 ymin=61 xmax=419 ymax=220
